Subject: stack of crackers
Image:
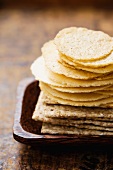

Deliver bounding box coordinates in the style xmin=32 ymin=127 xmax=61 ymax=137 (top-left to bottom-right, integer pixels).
xmin=31 ymin=27 xmax=113 ymax=135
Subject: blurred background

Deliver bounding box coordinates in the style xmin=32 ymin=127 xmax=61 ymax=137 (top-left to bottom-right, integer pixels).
xmin=1 ymin=0 xmax=113 ymax=59
xmin=1 ymin=0 xmax=113 ymax=168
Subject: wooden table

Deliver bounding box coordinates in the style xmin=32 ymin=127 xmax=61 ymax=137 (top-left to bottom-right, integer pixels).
xmin=1 ymin=4 xmax=113 ymax=169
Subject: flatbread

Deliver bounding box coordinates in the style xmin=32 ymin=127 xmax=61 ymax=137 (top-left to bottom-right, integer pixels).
xmin=30 ymin=57 xmax=75 ymax=87
xmin=54 ymin=27 xmax=113 ymax=61
xmin=34 ymin=92 xmax=113 ymax=119
xmin=33 ymin=97 xmax=113 ymax=129
xmin=96 ymin=90 xmax=113 ymax=95
xmin=40 ymin=82 xmax=109 ymax=102
xmin=41 ymin=123 xmax=113 ymax=135
xmin=49 ymin=84 xmax=111 ymax=93
xmin=43 ymin=89 xmax=113 ymax=107
xmin=47 ymin=67 xmax=113 ymax=87
xmin=60 ymin=51 xmax=113 ymax=68
xmin=31 ymin=57 xmax=113 ymax=88
xmin=42 ymin=40 xmax=100 ymax=79
xmin=60 ymin=55 xmax=113 ymax=74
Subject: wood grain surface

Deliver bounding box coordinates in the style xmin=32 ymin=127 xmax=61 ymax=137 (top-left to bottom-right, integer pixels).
xmin=1 ymin=4 xmax=113 ymax=169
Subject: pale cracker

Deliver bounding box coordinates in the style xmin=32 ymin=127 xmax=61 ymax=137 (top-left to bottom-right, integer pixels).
xmin=40 ymin=82 xmax=109 ymax=102
xmin=60 ymin=54 xmax=113 ymax=74
xmin=34 ymin=92 xmax=113 ymax=120
xmin=60 ymin=51 xmax=113 ymax=68
xmin=47 ymin=67 xmax=113 ymax=87
xmin=96 ymin=90 xmax=113 ymax=96
xmin=54 ymin=27 xmax=113 ymax=61
xmin=42 ymin=40 xmax=100 ymax=79
xmin=42 ymin=89 xmax=113 ymax=107
xmin=49 ymin=84 xmax=111 ymax=93
xmin=31 ymin=57 xmax=113 ymax=88
xmin=30 ymin=57 xmax=77 ymax=87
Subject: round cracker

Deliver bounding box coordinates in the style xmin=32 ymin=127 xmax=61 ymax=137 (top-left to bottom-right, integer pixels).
xmin=42 ymin=40 xmax=100 ymax=79
xmin=31 ymin=57 xmax=113 ymax=88
xmin=60 ymin=51 xmax=113 ymax=68
xmin=96 ymin=90 xmax=113 ymax=96
xmin=54 ymin=27 xmax=113 ymax=61
xmin=49 ymin=84 xmax=111 ymax=93
xmin=40 ymin=82 xmax=109 ymax=102
xmin=41 ymin=87 xmax=113 ymax=107
xmin=30 ymin=57 xmax=70 ymax=87
xmin=47 ymin=67 xmax=113 ymax=87
xmin=60 ymin=55 xmax=113 ymax=74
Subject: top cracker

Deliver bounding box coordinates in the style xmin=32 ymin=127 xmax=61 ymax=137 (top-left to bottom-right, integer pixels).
xmin=54 ymin=27 xmax=113 ymax=61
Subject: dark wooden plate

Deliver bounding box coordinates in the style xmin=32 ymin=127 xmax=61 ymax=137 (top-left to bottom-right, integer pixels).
xmin=13 ymin=77 xmax=113 ymax=146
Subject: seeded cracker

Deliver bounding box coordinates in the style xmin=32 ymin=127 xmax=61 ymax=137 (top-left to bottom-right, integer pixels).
xmin=49 ymin=84 xmax=111 ymax=93
xmin=42 ymin=40 xmax=100 ymax=79
xmin=40 ymin=82 xmax=109 ymax=102
xmin=41 ymin=123 xmax=113 ymax=135
xmin=31 ymin=26 xmax=113 ymax=135
xmin=60 ymin=54 xmax=113 ymax=74
xmin=54 ymin=27 xmax=113 ymax=61
xmin=33 ymin=92 xmax=113 ymax=120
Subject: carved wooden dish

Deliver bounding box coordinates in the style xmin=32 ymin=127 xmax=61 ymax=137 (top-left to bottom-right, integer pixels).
xmin=13 ymin=77 xmax=113 ymax=146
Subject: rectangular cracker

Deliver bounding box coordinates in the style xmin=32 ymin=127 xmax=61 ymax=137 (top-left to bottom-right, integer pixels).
xmin=32 ymin=92 xmax=113 ymax=131
xmin=33 ymin=107 xmax=113 ymax=131
xmin=41 ymin=123 xmax=113 ymax=135
xmin=33 ymin=92 xmax=113 ymax=120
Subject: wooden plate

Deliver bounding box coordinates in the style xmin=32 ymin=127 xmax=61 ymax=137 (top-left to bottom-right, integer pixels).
xmin=13 ymin=77 xmax=113 ymax=146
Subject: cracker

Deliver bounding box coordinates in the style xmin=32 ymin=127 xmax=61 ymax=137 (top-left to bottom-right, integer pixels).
xmin=60 ymin=51 xmax=113 ymax=68
xmin=34 ymin=109 xmax=113 ymax=131
xmin=31 ymin=56 xmax=113 ymax=89
xmin=33 ymin=92 xmax=113 ymax=119
xmin=49 ymin=84 xmax=110 ymax=93
xmin=42 ymin=40 xmax=100 ymax=79
xmin=47 ymin=68 xmax=113 ymax=87
xmin=60 ymin=55 xmax=113 ymax=74
xmin=41 ymin=123 xmax=113 ymax=135
xmin=40 ymin=82 xmax=109 ymax=102
xmin=96 ymin=73 xmax=113 ymax=80
xmin=54 ymin=27 xmax=113 ymax=61
xmin=96 ymin=90 xmax=113 ymax=96
xmin=43 ymin=89 xmax=113 ymax=107
xmin=30 ymin=57 xmax=75 ymax=87
xmin=33 ymin=98 xmax=113 ymax=129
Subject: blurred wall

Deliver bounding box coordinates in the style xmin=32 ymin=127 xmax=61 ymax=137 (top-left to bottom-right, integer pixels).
xmin=0 ymin=0 xmax=113 ymax=9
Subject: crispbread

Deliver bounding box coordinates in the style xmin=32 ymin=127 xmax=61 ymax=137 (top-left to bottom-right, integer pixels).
xmin=31 ymin=57 xmax=113 ymax=88
xmin=60 ymin=55 xmax=113 ymax=74
xmin=41 ymin=123 xmax=113 ymax=135
xmin=49 ymin=84 xmax=111 ymax=93
xmin=47 ymin=67 xmax=113 ymax=87
xmin=54 ymin=27 xmax=113 ymax=61
xmin=96 ymin=90 xmax=113 ymax=95
xmin=43 ymin=89 xmax=113 ymax=107
xmin=34 ymin=92 xmax=113 ymax=119
xmin=42 ymin=40 xmax=100 ymax=79
xmin=31 ymin=26 xmax=113 ymax=136
xmin=33 ymin=108 xmax=113 ymax=131
xmin=60 ymin=51 xmax=113 ymax=68
xmin=40 ymin=82 xmax=109 ymax=102
xmin=33 ymin=95 xmax=113 ymax=129
xmin=96 ymin=73 xmax=113 ymax=80
xmin=30 ymin=57 xmax=75 ymax=87
xmin=33 ymin=109 xmax=113 ymax=129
